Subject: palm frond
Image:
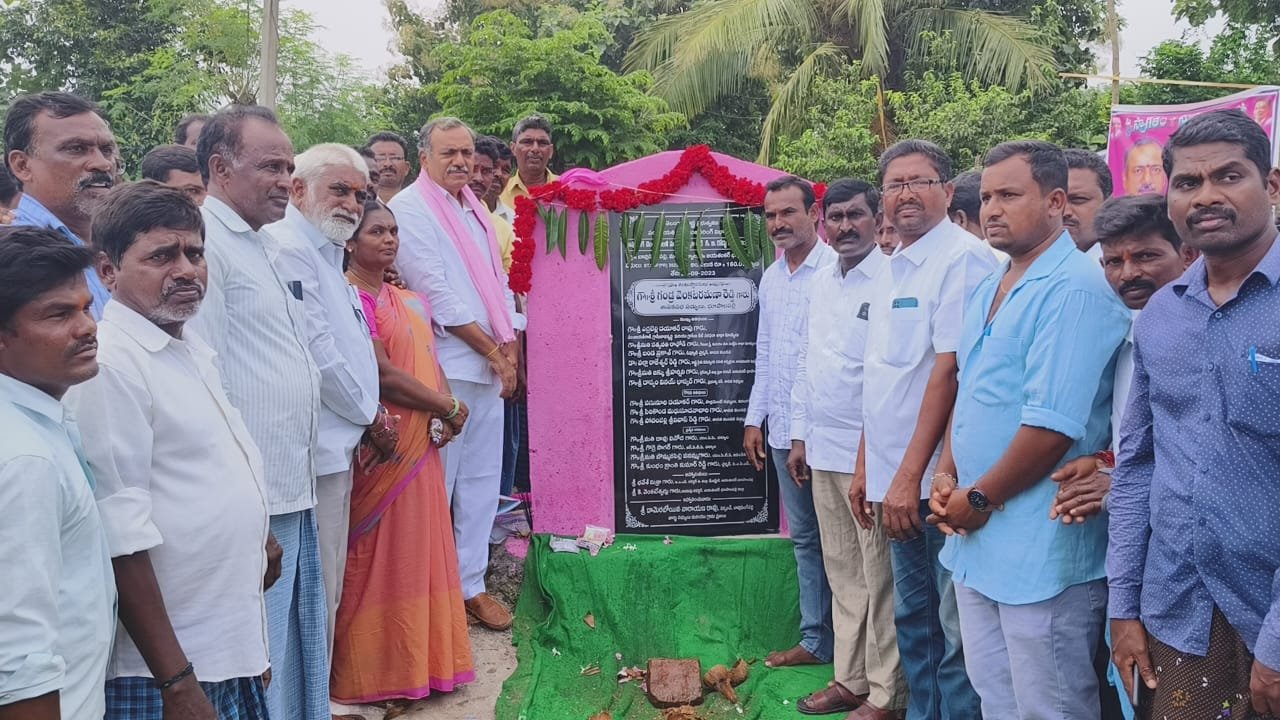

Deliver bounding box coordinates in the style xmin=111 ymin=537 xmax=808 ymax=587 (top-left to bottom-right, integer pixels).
xmin=748 ymin=43 xmax=785 ymax=85
xmin=902 ymin=8 xmax=1056 ymax=92
xmin=838 ymin=0 xmax=891 ymax=78
xmin=625 ymin=0 xmax=821 ymax=117
xmin=757 ymin=42 xmax=845 ymax=162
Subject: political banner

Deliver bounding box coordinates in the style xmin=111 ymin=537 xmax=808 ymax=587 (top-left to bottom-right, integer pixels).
xmin=1107 ymin=86 xmax=1280 ymax=196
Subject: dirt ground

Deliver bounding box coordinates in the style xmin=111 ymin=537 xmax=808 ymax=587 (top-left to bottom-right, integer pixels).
xmin=333 ymin=542 xmax=525 ymax=720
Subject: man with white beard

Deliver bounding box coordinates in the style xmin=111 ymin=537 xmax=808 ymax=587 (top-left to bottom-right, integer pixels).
xmin=268 ymin=143 xmax=390 ymax=657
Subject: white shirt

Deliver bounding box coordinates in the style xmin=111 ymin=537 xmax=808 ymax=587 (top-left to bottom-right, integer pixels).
xmin=791 ymin=250 xmax=886 ymax=473
xmin=1086 ymin=241 xmax=1104 ymax=264
xmin=744 ymin=241 xmax=838 ymax=450
xmin=1112 ymin=311 xmax=1138 ymax=452
xmin=188 ymin=196 xmax=322 ymax=514
xmin=65 ymin=303 xmax=270 ymax=682
xmin=389 ymin=182 xmax=525 ymax=385
xmin=494 ymin=201 xmax=515 ymax=225
xmin=268 ymin=205 xmax=380 ymax=476
xmin=862 ymin=219 xmax=997 ymax=501
xmin=0 ymin=374 xmax=114 ymax=720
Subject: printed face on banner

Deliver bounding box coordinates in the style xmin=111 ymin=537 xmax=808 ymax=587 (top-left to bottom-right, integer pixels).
xmin=1107 ymin=87 xmax=1280 ymax=197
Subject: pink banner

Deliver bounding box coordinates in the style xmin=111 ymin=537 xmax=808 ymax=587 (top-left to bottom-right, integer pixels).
xmin=1106 ymin=86 xmax=1280 ymax=197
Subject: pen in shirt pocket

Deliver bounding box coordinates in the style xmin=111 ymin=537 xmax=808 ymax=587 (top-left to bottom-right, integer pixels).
xmin=1246 ymin=345 xmax=1280 ymax=374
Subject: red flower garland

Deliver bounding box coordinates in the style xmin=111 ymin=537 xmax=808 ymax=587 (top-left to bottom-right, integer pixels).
xmin=508 ymin=146 xmax=822 ymax=293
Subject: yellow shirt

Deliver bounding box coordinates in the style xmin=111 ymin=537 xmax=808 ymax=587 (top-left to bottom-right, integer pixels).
xmin=499 ymin=169 xmax=560 ymax=210
xmin=491 ymin=210 xmax=515 ymax=272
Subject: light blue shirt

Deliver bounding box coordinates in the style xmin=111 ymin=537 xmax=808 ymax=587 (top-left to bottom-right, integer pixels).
xmin=13 ymin=194 xmax=110 ymax=319
xmin=0 ymin=374 xmax=115 ymax=719
xmin=941 ymin=231 xmax=1129 ymax=605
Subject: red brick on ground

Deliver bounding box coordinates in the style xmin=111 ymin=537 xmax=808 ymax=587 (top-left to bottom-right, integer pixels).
xmin=646 ymin=658 xmax=703 ymax=708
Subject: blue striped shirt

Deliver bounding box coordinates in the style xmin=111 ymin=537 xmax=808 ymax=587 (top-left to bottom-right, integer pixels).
xmin=13 ymin=194 xmax=110 ymax=319
xmin=186 ymin=196 xmax=321 ymax=515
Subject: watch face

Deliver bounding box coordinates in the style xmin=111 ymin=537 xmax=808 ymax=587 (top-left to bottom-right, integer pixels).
xmin=967 ymin=488 xmax=990 ymax=512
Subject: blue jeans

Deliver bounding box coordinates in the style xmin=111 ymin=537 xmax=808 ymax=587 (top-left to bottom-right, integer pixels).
xmin=771 ymin=447 xmax=834 ymax=662
xmin=500 ymin=399 xmax=521 ymax=497
xmin=889 ymin=500 xmax=981 ymax=720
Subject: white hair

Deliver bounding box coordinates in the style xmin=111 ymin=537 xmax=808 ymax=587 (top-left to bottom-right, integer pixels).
xmin=418 ymin=116 xmax=474 ymax=152
xmin=292 ymin=143 xmax=368 ymax=185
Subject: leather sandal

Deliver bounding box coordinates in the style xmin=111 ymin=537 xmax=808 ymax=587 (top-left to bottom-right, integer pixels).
xmin=797 ymin=683 xmax=866 ymax=715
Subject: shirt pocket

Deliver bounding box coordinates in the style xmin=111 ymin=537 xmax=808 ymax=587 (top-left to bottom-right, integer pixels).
xmin=883 ymin=305 xmax=929 ymax=367
xmin=1225 ymin=344 xmax=1280 ymax=437
xmin=970 ymin=335 xmax=1025 ymax=407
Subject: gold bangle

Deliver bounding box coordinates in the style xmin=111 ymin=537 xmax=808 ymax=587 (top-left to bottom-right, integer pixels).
xmin=485 ymin=346 xmax=502 ymax=360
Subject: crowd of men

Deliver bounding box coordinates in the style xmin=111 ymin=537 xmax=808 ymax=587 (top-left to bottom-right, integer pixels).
xmin=0 ymin=92 xmax=559 ymax=720
xmin=747 ymin=111 xmax=1280 ymax=720
xmin=1 ymin=81 xmax=1278 ymax=720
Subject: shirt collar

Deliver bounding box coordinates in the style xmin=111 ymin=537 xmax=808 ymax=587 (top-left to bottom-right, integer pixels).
xmin=893 ymin=217 xmax=952 ymax=266
xmin=1018 ymin=230 xmax=1078 ymax=282
xmin=844 ymin=246 xmax=887 ymax=280
xmin=102 ymin=300 xmax=181 ymax=353
xmin=16 ymin=194 xmax=78 ymax=240
xmin=424 ymin=176 xmax=476 ymax=214
xmin=203 ymin=195 xmax=255 ymax=235
xmin=284 ymin=203 xmax=332 ymax=250
xmin=506 ymin=169 xmax=559 ymax=197
xmin=1174 ymin=232 xmax=1280 ymax=298
xmin=0 ymin=372 xmax=66 ymax=425
xmin=785 ymin=240 xmax=830 ymax=277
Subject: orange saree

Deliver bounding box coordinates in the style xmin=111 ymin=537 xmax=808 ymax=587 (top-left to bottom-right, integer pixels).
xmin=330 ymin=281 xmax=474 ymax=704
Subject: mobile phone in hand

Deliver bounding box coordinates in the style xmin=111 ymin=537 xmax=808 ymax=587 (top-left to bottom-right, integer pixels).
xmin=1130 ymin=664 xmax=1141 ymax=709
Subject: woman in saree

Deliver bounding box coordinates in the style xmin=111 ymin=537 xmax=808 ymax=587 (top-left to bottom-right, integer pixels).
xmin=331 ymin=199 xmax=475 ymax=713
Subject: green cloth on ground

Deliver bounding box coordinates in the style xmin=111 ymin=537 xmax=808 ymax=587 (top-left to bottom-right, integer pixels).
xmin=498 ymin=533 xmax=835 ymax=719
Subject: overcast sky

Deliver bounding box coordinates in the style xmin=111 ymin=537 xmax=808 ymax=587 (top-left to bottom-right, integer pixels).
xmin=292 ymin=0 xmax=1223 ymax=81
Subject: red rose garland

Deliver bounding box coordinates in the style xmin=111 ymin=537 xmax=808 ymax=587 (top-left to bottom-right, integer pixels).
xmin=508 ymin=145 xmax=823 ymax=293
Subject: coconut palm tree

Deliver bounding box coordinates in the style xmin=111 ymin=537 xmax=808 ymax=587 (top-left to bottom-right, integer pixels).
xmin=625 ymin=0 xmax=1057 ymax=160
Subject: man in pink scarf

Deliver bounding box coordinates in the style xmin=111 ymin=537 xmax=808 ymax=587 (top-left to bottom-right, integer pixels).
xmin=388 ymin=117 xmax=523 ymax=631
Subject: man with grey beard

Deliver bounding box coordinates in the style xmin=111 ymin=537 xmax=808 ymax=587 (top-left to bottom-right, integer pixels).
xmin=4 ymin=91 xmax=119 ymax=318
xmin=67 ymin=181 xmax=279 ymax=720
xmin=267 ymin=143 xmax=389 ymax=658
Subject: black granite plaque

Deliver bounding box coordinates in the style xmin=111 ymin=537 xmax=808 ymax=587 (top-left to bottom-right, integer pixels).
xmin=611 ymin=203 xmax=778 ymax=535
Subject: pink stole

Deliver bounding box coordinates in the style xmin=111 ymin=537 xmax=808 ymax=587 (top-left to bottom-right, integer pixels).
xmin=414 ymin=174 xmax=515 ymax=343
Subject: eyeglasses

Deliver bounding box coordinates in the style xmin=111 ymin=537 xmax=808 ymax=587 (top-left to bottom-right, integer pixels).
xmin=328 ymin=182 xmax=370 ymax=204
xmin=373 ymin=154 xmax=405 ymax=163
xmin=881 ymin=178 xmax=943 ymax=196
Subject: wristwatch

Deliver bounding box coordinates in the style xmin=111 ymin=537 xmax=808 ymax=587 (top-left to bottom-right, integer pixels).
xmin=967 ymin=487 xmax=993 ymax=513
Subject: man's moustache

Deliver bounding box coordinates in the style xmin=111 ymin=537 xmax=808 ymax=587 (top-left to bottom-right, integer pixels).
xmin=163 ymin=280 xmax=205 ymax=299
xmin=1119 ymin=279 xmax=1155 ymax=295
xmin=68 ymin=339 xmax=97 ymax=356
xmin=77 ymin=172 xmax=115 ymax=190
xmin=1188 ymin=207 xmax=1237 ymax=225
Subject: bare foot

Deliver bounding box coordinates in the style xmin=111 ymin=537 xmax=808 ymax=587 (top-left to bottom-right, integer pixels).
xmin=765 ymin=644 xmax=822 ymax=668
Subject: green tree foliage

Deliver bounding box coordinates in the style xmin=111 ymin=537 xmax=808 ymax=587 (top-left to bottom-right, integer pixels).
xmin=889 ymin=73 xmax=1110 ymax=171
xmin=0 ymin=0 xmax=384 ymax=169
xmin=1133 ymin=25 xmax=1280 ymax=106
xmin=426 ymin=11 xmax=686 ymax=169
xmin=772 ymin=71 xmax=882 ymax=181
xmin=772 ymin=66 xmax=1110 ymax=182
xmin=626 ymin=0 xmax=1074 ymax=159
xmin=1173 ymin=0 xmax=1280 ymax=52
xmin=665 ymin=80 xmax=769 ymax=162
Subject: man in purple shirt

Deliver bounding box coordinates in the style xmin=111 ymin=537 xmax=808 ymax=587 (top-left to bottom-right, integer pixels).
xmin=1108 ymin=109 xmax=1280 ymax=718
